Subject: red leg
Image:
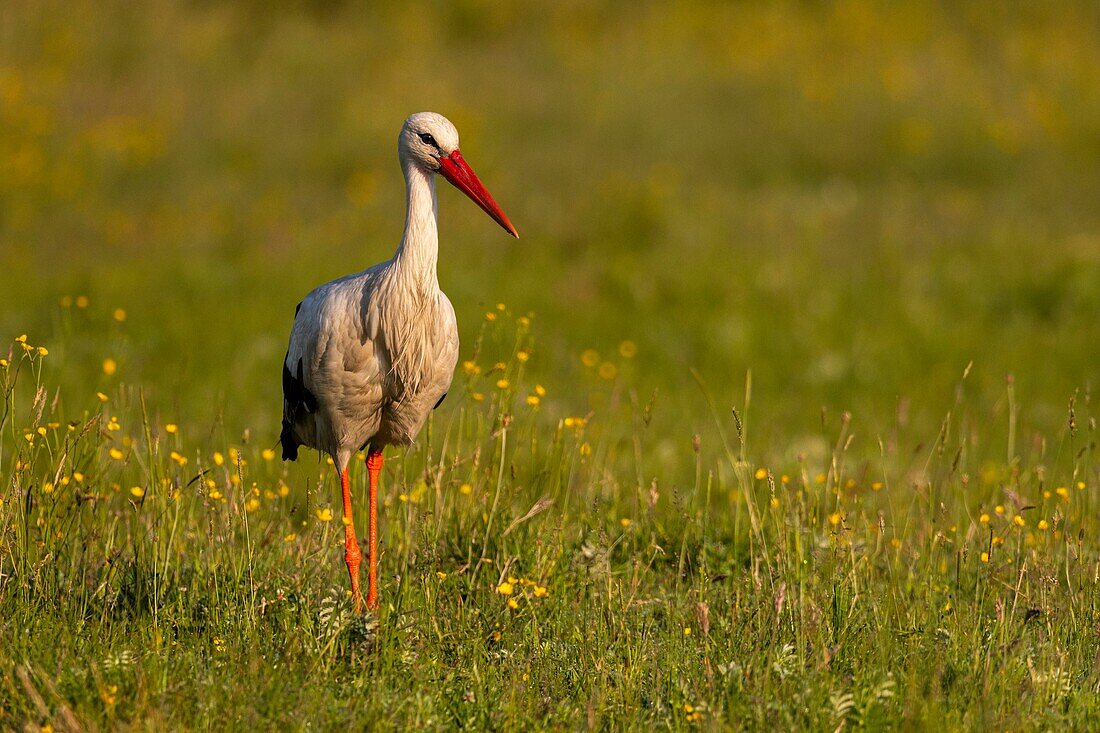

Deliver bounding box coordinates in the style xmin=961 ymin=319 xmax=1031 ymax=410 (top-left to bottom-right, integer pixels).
xmin=340 ymin=468 xmax=364 ymax=613
xmin=366 ymin=448 xmax=384 ymax=611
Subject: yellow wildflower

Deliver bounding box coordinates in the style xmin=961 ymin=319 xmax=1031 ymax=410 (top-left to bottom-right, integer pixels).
xmin=496 ymin=582 xmax=514 ymax=595
xmin=261 ymin=448 xmax=275 ymax=461
xmin=37 ymin=346 xmax=48 ymax=357
xmin=979 ymin=514 xmax=990 ymax=524
xmin=102 ymin=358 xmax=116 ymax=376
xmin=496 ymin=378 xmax=510 ymax=389
xmin=1013 ymin=515 xmax=1025 ymax=527
xmin=284 ymin=533 xmax=297 ymax=542
xmin=109 ymin=447 xmax=124 ymax=461
xmin=485 ymin=312 xmax=497 ymax=321
xmin=113 ymin=308 xmax=127 ymax=322
xmin=754 ymin=468 xmax=767 ymax=480
xmin=316 ymin=507 xmax=333 ymax=522
xmin=580 ymin=349 xmax=599 ymax=367
xmin=165 ymin=423 xmax=178 ymax=434
xmin=460 ymin=483 xmax=472 ymax=495
xmin=828 ymin=512 xmax=843 ymax=526
xmin=436 ymin=571 xmax=448 ymax=580
xmin=516 ymin=350 xmax=530 ymax=363
xmin=213 ymin=451 xmax=224 ymax=466
xmin=618 ymin=340 xmax=637 ymax=358
xmin=597 ymin=362 xmax=617 ymax=380
xmin=75 ymin=295 xmax=88 ymax=308
xmin=534 ymin=384 xmax=546 ymax=397
xmin=130 ymin=486 xmax=145 ymax=498
xmin=526 ymin=395 xmax=540 ymax=407
xmin=507 ymin=598 xmax=519 ymax=609
xmin=97 ymin=392 xmax=109 ymax=402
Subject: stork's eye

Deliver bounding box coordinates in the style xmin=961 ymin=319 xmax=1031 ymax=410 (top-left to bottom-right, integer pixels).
xmin=418 ymin=132 xmax=439 ymax=148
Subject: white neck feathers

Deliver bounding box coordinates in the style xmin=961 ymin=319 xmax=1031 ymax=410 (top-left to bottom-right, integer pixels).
xmin=391 ymin=160 xmax=440 ymax=294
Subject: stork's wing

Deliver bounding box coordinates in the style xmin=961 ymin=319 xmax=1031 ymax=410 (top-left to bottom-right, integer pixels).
xmin=280 ymin=300 xmax=321 ymax=461
xmin=279 ymin=270 xmax=387 ymax=461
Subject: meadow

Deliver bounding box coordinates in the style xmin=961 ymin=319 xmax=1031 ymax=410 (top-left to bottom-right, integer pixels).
xmin=3 ymin=1 xmax=1100 ymax=729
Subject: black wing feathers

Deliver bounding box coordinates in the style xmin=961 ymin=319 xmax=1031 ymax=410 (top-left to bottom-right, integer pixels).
xmin=279 ymin=355 xmax=318 ymax=461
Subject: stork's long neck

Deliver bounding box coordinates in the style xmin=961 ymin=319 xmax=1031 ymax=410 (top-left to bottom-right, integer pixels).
xmin=391 ymin=160 xmax=440 ymax=294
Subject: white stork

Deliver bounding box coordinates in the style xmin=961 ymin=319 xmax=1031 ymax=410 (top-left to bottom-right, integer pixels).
xmin=280 ymin=112 xmax=517 ymax=612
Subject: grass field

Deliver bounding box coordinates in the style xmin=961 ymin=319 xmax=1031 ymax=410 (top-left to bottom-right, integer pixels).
xmin=3 ymin=1 xmax=1100 ymax=729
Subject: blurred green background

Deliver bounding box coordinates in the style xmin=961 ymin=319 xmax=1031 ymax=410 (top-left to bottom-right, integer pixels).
xmin=3 ymin=0 xmax=1099 ymax=468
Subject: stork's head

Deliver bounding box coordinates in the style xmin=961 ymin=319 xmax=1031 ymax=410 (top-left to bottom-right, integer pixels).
xmin=399 ymin=112 xmax=518 ymax=238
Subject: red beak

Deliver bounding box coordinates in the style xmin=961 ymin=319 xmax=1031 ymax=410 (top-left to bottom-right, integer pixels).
xmin=438 ymin=150 xmax=518 ymax=238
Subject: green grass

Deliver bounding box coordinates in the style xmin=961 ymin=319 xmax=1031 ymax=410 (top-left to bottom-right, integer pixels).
xmin=3 ymin=1 xmax=1100 ymax=729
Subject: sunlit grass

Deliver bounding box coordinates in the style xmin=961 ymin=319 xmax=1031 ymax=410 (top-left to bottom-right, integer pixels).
xmin=3 ymin=307 xmax=1099 ymax=728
